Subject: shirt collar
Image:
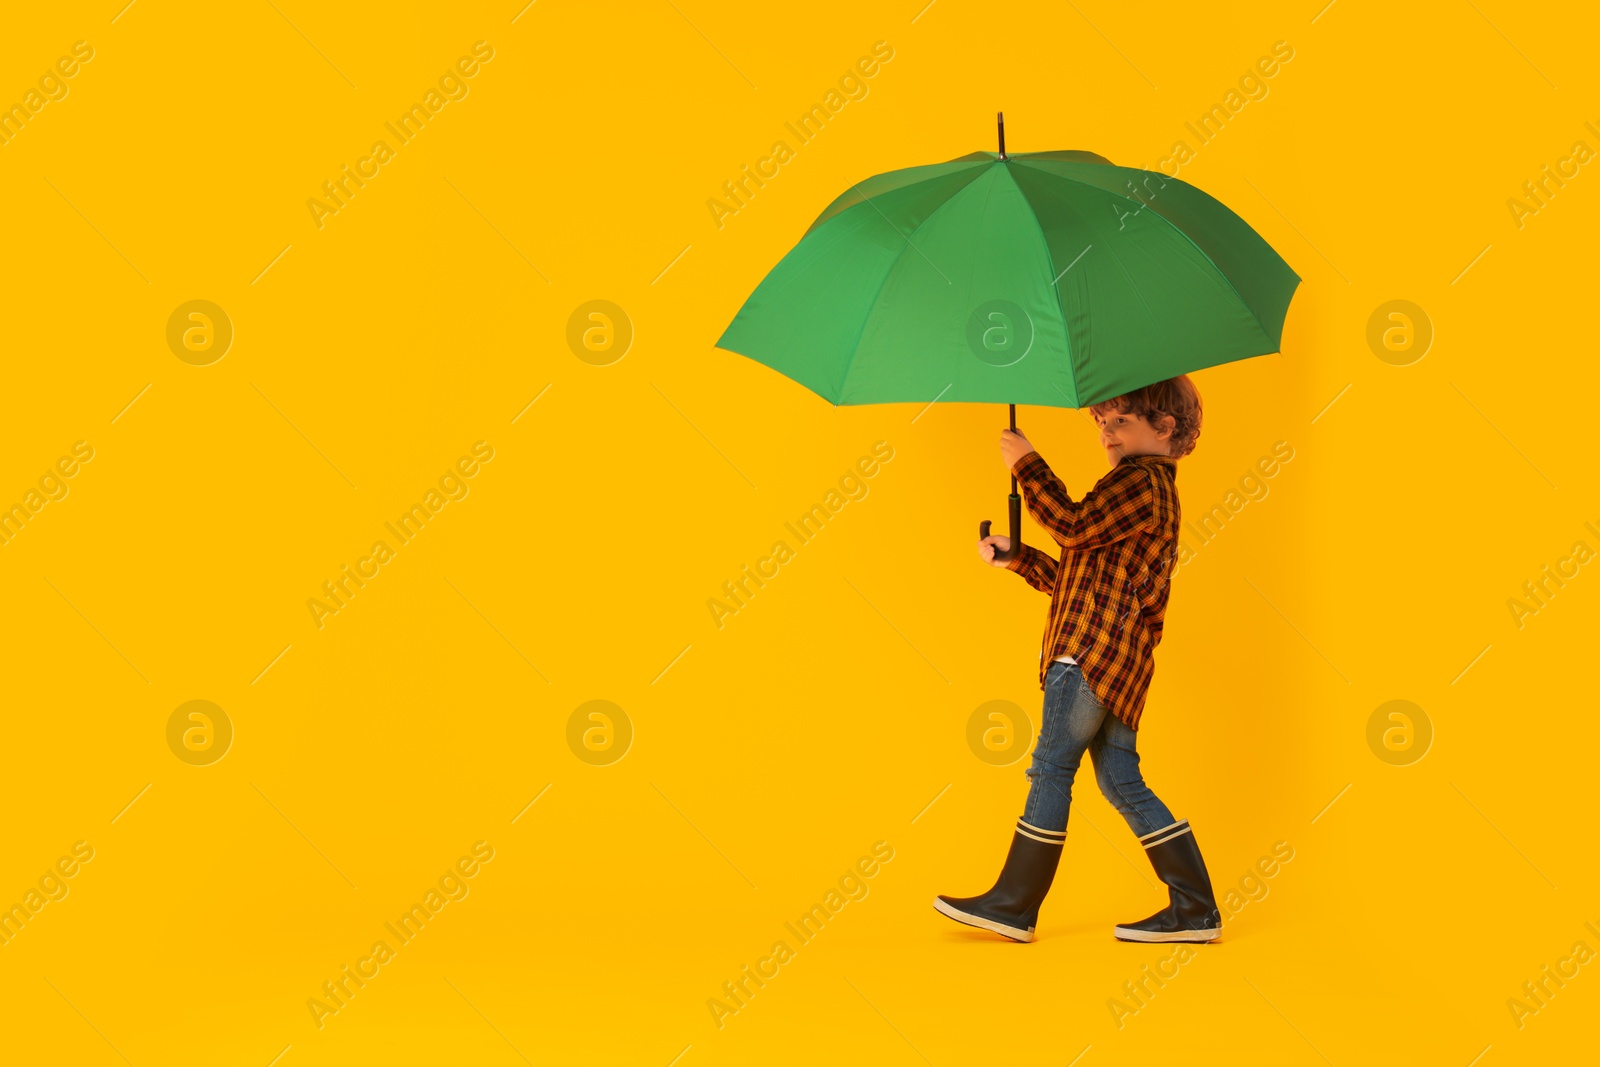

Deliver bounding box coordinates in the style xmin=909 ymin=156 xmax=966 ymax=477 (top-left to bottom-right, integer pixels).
xmin=1118 ymin=452 xmax=1177 ymax=468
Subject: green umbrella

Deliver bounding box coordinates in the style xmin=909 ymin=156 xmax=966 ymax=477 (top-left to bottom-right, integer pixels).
xmin=715 ymin=114 xmax=1299 ymax=558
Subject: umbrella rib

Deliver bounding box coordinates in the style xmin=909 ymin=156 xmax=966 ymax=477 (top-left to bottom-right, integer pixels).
xmin=843 ymin=180 xmax=953 ymax=285
xmin=1011 ymin=158 xmax=1283 ymax=350
xmin=1000 ymin=163 xmax=1083 ymax=408
xmin=831 ymin=171 xmax=993 ymax=402
xmin=804 ymin=157 xmax=989 ymax=238
xmin=772 ymin=166 xmax=988 ymax=301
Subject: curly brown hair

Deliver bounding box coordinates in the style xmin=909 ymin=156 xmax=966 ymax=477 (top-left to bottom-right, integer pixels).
xmin=1087 ymin=375 xmax=1203 ymax=459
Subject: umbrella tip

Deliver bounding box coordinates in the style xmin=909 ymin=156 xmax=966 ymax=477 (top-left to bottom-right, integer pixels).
xmin=996 ymin=111 xmax=1006 ymax=160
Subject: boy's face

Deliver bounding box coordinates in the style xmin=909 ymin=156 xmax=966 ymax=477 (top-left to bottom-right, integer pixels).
xmin=1093 ymin=406 xmax=1173 ymax=465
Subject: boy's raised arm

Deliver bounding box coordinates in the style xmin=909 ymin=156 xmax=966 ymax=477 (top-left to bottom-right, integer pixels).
xmin=1010 ymin=451 xmax=1156 ymax=550
xmin=1004 ymin=541 xmax=1059 ymax=593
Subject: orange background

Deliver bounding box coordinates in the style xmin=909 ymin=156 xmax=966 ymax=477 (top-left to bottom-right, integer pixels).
xmin=1 ymin=1 xmax=1595 ymax=1063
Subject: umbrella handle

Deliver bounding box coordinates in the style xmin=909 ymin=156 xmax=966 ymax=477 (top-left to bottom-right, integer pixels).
xmin=980 ymin=492 xmax=1023 ymax=562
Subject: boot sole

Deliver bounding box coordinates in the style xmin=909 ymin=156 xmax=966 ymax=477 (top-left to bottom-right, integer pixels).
xmin=1112 ymin=925 xmax=1222 ymax=943
xmin=932 ymin=897 xmax=1034 ymax=942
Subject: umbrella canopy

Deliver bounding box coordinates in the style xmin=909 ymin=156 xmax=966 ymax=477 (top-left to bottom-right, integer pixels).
xmin=715 ymin=145 xmax=1300 ymax=409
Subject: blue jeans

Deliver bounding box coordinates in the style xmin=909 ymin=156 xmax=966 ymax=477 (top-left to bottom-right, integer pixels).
xmin=1021 ymin=660 xmax=1176 ymax=837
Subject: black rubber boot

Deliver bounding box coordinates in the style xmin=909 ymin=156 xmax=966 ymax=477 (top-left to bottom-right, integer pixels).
xmin=933 ymin=819 xmax=1065 ymax=943
xmin=1113 ymin=818 xmax=1223 ymax=943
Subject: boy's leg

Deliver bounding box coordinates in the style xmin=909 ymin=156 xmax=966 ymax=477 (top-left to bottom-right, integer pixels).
xmin=1020 ymin=661 xmax=1111 ymax=833
xmin=1087 ymin=713 xmax=1176 ymax=838
xmin=1089 ymin=716 xmax=1223 ymax=942
xmin=932 ymin=661 xmax=1103 ymax=942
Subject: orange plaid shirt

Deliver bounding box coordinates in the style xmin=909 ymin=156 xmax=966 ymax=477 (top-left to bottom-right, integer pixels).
xmin=1004 ymin=450 xmax=1180 ymax=730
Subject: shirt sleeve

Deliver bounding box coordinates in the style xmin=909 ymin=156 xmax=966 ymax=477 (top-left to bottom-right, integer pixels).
xmin=1010 ymin=451 xmax=1156 ymax=550
xmin=1004 ymin=541 xmax=1059 ymax=593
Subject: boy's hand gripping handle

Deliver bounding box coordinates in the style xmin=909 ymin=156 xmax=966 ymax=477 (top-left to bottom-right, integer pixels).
xmin=979 ymin=488 xmax=1023 ymax=562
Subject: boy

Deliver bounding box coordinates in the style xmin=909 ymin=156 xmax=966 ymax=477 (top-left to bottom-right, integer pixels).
xmin=933 ymin=375 xmax=1223 ymax=944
